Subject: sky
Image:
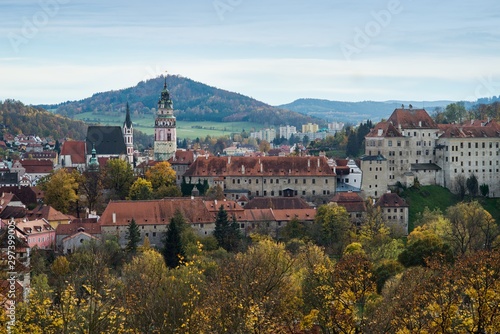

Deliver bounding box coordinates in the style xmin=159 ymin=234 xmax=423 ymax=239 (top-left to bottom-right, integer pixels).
xmin=1 ymin=0 xmax=500 ymax=106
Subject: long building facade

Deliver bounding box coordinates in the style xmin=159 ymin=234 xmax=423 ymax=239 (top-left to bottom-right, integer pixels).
xmin=183 ymin=156 xmax=337 ymax=203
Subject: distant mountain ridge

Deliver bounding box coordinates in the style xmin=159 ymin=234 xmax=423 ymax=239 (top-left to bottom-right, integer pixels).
xmin=40 ymin=76 xmax=322 ymax=128
xmin=278 ymin=98 xmax=455 ymax=124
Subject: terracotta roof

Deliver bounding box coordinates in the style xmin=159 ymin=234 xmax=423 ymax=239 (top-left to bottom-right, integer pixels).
xmin=330 ymin=192 xmax=366 ymax=213
xmin=438 ymin=122 xmax=500 ymax=139
xmin=27 ymin=205 xmax=72 ymax=222
xmin=272 ymin=208 xmax=316 ymax=221
xmin=100 ymin=198 xmax=214 ymax=226
xmin=387 ymin=108 xmax=438 ymax=129
xmin=366 ymin=121 xmax=403 ymax=138
xmin=169 ymin=150 xmax=195 ymax=165
xmin=184 ymin=156 xmax=335 ymax=177
xmin=16 ymin=219 xmax=54 ymax=234
xmin=19 ymin=159 xmax=53 ymax=174
xmin=244 ymin=197 xmax=311 ymax=210
xmin=60 ymin=141 xmax=86 ymax=164
xmin=204 ymin=200 xmax=244 ymax=213
xmin=375 ymin=193 xmax=409 ymax=208
xmin=56 ymin=222 xmax=101 ymax=236
xmin=0 ymin=228 xmax=29 ymax=249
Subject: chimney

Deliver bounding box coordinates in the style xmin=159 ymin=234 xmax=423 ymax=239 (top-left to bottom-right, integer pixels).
xmin=214 ymin=199 xmax=217 ymax=207
xmin=241 ymin=165 xmax=245 ymax=174
xmin=228 ymin=156 xmax=231 ymax=164
xmin=112 ymin=212 xmax=116 ymax=223
xmin=419 ymin=121 xmax=422 ymax=127
xmin=317 ymin=158 xmax=320 ymax=167
xmin=308 ymin=159 xmax=310 ymax=168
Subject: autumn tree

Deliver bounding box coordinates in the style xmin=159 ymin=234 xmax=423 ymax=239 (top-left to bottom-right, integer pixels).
xmin=453 ymin=174 xmax=467 ymax=200
xmin=258 ymin=139 xmax=271 ymax=153
xmin=205 ymin=184 xmax=225 ymax=200
xmin=312 ymin=203 xmax=352 ymax=255
xmin=145 ymin=161 xmax=176 ymax=190
xmin=445 ymin=201 xmax=499 ymax=255
xmin=398 ymin=229 xmax=453 ymax=267
xmin=39 ymin=168 xmax=79 ymax=214
xmin=102 ymin=158 xmax=134 ymax=200
xmin=128 ymin=177 xmax=153 ymax=200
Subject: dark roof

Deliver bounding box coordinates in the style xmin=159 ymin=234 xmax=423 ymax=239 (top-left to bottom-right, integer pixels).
xmin=366 ymin=121 xmax=403 ymax=138
xmin=124 ymin=103 xmax=132 ymax=128
xmin=0 ymin=206 xmax=28 ymax=219
xmin=375 ymin=193 xmax=409 ymax=208
xmin=0 ymin=172 xmax=18 ymax=185
xmin=411 ymin=163 xmax=442 ymax=171
xmin=0 ymin=186 xmax=38 ymax=206
xmin=330 ymin=192 xmax=366 ymax=212
xmin=360 ymin=154 xmax=387 ymax=161
xmin=244 ymin=197 xmax=311 ymax=210
xmin=86 ymin=126 xmax=126 ymax=156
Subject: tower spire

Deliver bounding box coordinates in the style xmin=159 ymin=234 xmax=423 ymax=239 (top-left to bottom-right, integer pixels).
xmin=124 ymin=102 xmax=132 ymax=128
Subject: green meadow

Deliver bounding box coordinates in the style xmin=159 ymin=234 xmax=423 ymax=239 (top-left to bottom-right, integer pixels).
xmin=73 ymin=112 xmax=266 ymax=139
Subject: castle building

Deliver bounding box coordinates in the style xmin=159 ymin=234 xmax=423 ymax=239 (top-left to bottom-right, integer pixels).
xmin=362 ymin=106 xmax=500 ymax=198
xmin=154 ymin=80 xmax=177 ymax=161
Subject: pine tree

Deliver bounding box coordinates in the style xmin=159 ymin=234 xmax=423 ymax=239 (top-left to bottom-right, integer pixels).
xmin=213 ymin=205 xmax=241 ymax=252
xmin=162 ymin=209 xmax=186 ymax=268
xmin=126 ymin=218 xmax=141 ymax=254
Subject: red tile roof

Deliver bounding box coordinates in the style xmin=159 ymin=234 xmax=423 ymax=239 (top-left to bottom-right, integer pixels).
xmin=244 ymin=197 xmax=311 ymax=210
xmin=184 ymin=156 xmax=335 ymax=177
xmin=56 ymin=222 xmax=101 ymax=235
xmin=60 ymin=141 xmax=86 ymax=164
xmin=169 ymin=150 xmax=195 ymax=165
xmin=19 ymin=159 xmax=53 ymax=174
xmin=27 ymin=205 xmax=72 ymax=222
xmin=330 ymin=192 xmax=366 ymax=213
xmin=366 ymin=121 xmax=403 ymax=138
xmin=438 ymin=121 xmax=500 ymax=139
xmin=387 ymin=108 xmax=438 ymax=129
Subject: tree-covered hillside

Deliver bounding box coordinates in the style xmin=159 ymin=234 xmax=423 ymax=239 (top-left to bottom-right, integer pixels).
xmin=41 ymin=75 xmax=322 ymax=128
xmin=0 ymin=99 xmax=87 ymax=140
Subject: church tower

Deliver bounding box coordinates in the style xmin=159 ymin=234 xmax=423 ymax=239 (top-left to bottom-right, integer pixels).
xmin=123 ymin=102 xmax=134 ymax=164
xmin=154 ymin=79 xmax=177 ymax=161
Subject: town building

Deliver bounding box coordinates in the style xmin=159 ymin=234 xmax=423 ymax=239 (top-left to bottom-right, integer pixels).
xmin=279 ymin=125 xmax=297 ymax=140
xmin=302 ymin=123 xmax=319 ymax=133
xmin=59 ymin=140 xmax=86 ymax=170
xmin=13 ymin=218 xmax=55 ymax=249
xmin=154 ymin=80 xmax=177 ymax=161
xmin=375 ymin=192 xmax=409 ymax=235
xmin=330 ymin=191 xmax=367 ymax=226
xmin=183 ymin=156 xmax=337 ymax=203
xmin=359 ymin=154 xmax=388 ymax=198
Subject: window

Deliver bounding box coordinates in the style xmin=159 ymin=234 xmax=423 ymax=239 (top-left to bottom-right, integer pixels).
xmin=388 ymin=140 xmax=392 ymax=146
xmin=312 ymin=179 xmax=315 ymax=184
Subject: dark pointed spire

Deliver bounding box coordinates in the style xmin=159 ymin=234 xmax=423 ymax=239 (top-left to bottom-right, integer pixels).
xmin=124 ymin=102 xmax=132 ymax=128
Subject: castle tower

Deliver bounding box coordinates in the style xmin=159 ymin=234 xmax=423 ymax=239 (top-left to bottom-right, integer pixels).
xmin=154 ymin=79 xmax=177 ymax=161
xmin=88 ymin=143 xmax=100 ymax=172
xmin=123 ymin=102 xmax=134 ymax=164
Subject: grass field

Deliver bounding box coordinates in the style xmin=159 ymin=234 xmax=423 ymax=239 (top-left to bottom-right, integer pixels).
xmin=73 ymin=112 xmax=265 ymax=139
xmin=401 ymin=185 xmax=500 ymax=232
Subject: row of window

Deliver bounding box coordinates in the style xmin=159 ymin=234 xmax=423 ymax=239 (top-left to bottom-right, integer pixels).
xmin=232 ymin=178 xmax=326 ymax=184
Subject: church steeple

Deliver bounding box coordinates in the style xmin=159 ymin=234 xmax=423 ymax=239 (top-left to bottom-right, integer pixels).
xmin=88 ymin=143 xmax=99 ymax=172
xmin=124 ymin=102 xmax=132 ymax=128
xmin=123 ymin=102 xmax=134 ymax=164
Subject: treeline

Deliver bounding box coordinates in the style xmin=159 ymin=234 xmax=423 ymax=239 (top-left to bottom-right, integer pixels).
xmin=41 ymin=75 xmax=322 ymax=128
xmin=433 ymin=101 xmax=500 ymax=123
xmin=0 ymin=100 xmax=88 ymax=140
xmin=3 ymin=198 xmax=499 ymax=333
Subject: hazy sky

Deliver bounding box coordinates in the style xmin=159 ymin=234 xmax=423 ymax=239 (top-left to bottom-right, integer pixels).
xmin=1 ymin=0 xmax=500 ymax=105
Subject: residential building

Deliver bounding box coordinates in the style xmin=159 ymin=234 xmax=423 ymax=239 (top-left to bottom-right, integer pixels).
xmin=14 ymin=218 xmax=55 ymax=249
xmin=168 ymin=150 xmax=196 ymax=186
xmin=279 ymin=125 xmax=297 ymax=140
xmin=62 ymin=231 xmax=100 ymax=254
xmin=330 ymin=191 xmax=367 ymax=226
xmin=302 ymin=123 xmax=319 ymax=133
xmin=360 ymin=154 xmax=388 ymax=198
xmin=375 ymin=192 xmax=409 ymax=235
xmin=59 ymin=140 xmax=86 ymax=170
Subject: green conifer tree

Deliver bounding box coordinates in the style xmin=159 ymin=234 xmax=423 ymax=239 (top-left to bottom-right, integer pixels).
xmin=126 ymin=218 xmax=141 ymax=254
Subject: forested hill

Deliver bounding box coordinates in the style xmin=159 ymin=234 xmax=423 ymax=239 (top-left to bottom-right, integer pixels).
xmin=40 ymin=75 xmax=322 ymax=128
xmin=279 ymin=98 xmax=454 ymax=123
xmin=0 ymin=99 xmax=87 ymax=140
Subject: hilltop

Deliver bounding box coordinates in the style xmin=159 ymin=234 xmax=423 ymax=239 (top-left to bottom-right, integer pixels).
xmin=40 ymin=75 xmax=322 ymax=129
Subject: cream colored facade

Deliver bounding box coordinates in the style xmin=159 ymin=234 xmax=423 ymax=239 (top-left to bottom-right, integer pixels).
xmin=360 ymin=155 xmax=388 ymax=198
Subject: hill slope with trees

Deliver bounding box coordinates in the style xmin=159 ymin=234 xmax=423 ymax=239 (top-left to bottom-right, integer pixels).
xmin=0 ymin=99 xmax=88 ymax=140
xmin=40 ymin=75 xmax=322 ymax=128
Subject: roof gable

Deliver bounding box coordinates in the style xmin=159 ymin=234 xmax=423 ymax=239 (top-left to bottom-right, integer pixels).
xmin=388 ymin=108 xmax=437 ymax=129
xmin=61 ymin=141 xmax=86 ymax=164
xmin=86 ymin=126 xmax=126 ymax=155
